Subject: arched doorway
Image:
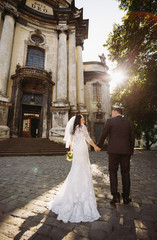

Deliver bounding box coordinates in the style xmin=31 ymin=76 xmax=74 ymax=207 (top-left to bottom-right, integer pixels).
xmin=10 ymin=66 xmax=54 ymax=138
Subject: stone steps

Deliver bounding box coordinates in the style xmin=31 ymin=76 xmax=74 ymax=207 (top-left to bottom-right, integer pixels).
xmin=0 ymin=138 xmax=67 ymax=156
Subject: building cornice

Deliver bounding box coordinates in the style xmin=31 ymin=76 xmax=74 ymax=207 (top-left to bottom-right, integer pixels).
xmin=84 ymin=71 xmax=111 ymax=84
xmin=12 ymin=1 xmax=88 ymax=43
xmin=4 ymin=2 xmax=20 ymax=19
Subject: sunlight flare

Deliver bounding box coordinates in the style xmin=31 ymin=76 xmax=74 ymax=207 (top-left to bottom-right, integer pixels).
xmin=110 ymin=70 xmax=126 ymax=91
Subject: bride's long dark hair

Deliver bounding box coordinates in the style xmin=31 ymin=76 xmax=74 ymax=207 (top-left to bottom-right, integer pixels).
xmin=72 ymin=114 xmax=82 ymax=134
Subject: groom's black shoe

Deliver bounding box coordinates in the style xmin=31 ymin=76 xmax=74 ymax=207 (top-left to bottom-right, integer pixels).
xmin=110 ymin=192 xmax=120 ymax=205
xmin=122 ymin=193 xmax=132 ymax=204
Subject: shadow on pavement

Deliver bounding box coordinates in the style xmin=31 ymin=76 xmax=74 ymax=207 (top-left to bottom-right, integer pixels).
xmin=0 ymin=155 xmax=71 ymax=223
xmin=0 ymin=151 xmax=157 ymax=239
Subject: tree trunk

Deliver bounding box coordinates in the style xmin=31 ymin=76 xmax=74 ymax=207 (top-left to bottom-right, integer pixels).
xmin=145 ymin=132 xmax=151 ymax=150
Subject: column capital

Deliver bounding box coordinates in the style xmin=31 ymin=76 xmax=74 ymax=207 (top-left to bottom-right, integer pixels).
xmin=57 ymin=23 xmax=68 ymax=33
xmin=57 ymin=25 xmax=68 ymax=40
xmin=76 ymin=36 xmax=84 ymax=48
xmin=4 ymin=2 xmax=20 ymax=19
xmin=0 ymin=4 xmax=4 ymax=13
xmin=68 ymin=27 xmax=76 ymax=35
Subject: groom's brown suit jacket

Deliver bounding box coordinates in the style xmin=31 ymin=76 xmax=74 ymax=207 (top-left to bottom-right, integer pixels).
xmin=97 ymin=115 xmax=135 ymax=155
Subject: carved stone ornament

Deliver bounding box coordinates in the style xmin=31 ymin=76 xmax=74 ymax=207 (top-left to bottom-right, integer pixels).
xmin=57 ymin=0 xmax=72 ymax=8
xmin=4 ymin=2 xmax=20 ymax=18
xmin=57 ymin=24 xmax=68 ymax=33
xmin=73 ymin=9 xmax=81 ymax=18
xmin=16 ymin=63 xmax=21 ymax=73
xmin=35 ymin=29 xmax=42 ymax=35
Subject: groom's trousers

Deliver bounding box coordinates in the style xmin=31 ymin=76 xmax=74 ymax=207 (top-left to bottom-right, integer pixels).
xmin=108 ymin=153 xmax=131 ymax=198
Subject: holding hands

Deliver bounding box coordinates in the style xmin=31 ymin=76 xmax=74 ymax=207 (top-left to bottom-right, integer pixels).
xmin=89 ymin=139 xmax=101 ymax=152
xmin=94 ymin=146 xmax=101 ymax=152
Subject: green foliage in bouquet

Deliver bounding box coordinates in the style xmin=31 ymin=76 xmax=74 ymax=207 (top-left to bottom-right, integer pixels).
xmin=66 ymin=151 xmax=73 ymax=161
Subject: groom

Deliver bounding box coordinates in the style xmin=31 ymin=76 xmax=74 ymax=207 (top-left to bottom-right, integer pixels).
xmin=97 ymin=107 xmax=135 ymax=205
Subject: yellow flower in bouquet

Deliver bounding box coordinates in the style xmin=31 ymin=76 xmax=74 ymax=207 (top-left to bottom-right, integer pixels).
xmin=66 ymin=151 xmax=73 ymax=161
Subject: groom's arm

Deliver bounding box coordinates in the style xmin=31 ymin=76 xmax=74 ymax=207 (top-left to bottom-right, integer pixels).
xmin=97 ymin=119 xmax=110 ymax=148
xmin=130 ymin=122 xmax=135 ymax=153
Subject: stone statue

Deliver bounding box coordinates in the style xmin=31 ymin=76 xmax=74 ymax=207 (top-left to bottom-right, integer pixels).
xmin=99 ymin=53 xmax=109 ymax=70
xmin=99 ymin=53 xmax=106 ymax=65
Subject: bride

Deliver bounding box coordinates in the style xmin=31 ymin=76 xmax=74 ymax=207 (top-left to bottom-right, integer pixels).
xmin=47 ymin=114 xmax=101 ymax=223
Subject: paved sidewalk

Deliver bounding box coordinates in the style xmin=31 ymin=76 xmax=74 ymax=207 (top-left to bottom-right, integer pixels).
xmin=0 ymin=150 xmax=157 ymax=240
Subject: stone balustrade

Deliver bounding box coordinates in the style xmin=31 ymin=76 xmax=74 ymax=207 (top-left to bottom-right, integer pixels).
xmin=14 ymin=66 xmax=52 ymax=81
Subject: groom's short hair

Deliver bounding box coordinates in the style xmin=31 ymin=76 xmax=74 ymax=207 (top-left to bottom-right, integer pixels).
xmin=113 ymin=107 xmax=123 ymax=115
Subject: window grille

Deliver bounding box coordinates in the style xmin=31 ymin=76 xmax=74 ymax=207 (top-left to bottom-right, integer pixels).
xmin=31 ymin=34 xmax=44 ymax=44
xmin=26 ymin=46 xmax=45 ymax=69
xmin=22 ymin=93 xmax=43 ymax=104
xmin=93 ymin=83 xmax=102 ymax=102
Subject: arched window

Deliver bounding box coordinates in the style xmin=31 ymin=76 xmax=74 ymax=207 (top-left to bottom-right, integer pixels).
xmin=26 ymin=46 xmax=45 ymax=69
xmin=93 ymin=82 xmax=102 ymax=102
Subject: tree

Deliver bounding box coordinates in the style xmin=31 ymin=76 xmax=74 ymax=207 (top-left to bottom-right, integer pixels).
xmin=105 ymin=0 xmax=157 ymax=149
xmin=117 ymin=0 xmax=157 ymax=14
xmin=111 ymin=80 xmax=157 ymax=149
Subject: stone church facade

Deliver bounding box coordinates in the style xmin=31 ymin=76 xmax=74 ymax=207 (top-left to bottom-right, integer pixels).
xmin=0 ymin=0 xmax=111 ymax=143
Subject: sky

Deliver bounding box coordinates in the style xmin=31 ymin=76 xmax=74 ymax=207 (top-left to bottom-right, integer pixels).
xmin=75 ymin=0 xmax=126 ymax=90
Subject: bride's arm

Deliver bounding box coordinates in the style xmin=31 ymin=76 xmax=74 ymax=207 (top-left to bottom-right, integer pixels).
xmin=82 ymin=125 xmax=101 ymax=152
xmin=89 ymin=140 xmax=101 ymax=152
xmin=69 ymin=135 xmax=73 ymax=154
xmin=70 ymin=144 xmax=72 ymax=154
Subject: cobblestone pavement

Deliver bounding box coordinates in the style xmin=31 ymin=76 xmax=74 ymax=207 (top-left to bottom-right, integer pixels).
xmin=0 ymin=150 xmax=157 ymax=240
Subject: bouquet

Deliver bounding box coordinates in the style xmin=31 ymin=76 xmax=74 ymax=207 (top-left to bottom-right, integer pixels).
xmin=66 ymin=151 xmax=73 ymax=161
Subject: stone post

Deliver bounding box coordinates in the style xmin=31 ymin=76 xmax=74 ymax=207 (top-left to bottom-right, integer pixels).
xmin=56 ymin=26 xmax=68 ymax=103
xmin=68 ymin=29 xmax=77 ymax=111
xmin=0 ymin=14 xmax=15 ymax=96
xmin=76 ymin=45 xmax=85 ymax=109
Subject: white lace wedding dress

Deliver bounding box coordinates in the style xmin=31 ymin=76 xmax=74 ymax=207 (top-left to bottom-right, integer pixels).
xmin=47 ymin=125 xmax=100 ymax=223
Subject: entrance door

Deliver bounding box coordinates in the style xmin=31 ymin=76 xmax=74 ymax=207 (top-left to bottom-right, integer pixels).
xmin=22 ymin=106 xmax=41 ymax=137
xmin=95 ymin=123 xmax=104 ymax=142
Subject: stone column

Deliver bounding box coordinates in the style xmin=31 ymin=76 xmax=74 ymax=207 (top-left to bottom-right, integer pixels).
xmin=42 ymin=82 xmax=48 ymax=138
xmin=50 ymin=25 xmax=70 ymax=142
xmin=0 ymin=14 xmax=15 ymax=96
xmin=11 ymin=80 xmax=22 ymax=137
xmin=68 ymin=29 xmax=77 ymax=110
xmin=76 ymin=44 xmax=85 ymax=109
xmin=56 ymin=27 xmax=68 ymax=103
